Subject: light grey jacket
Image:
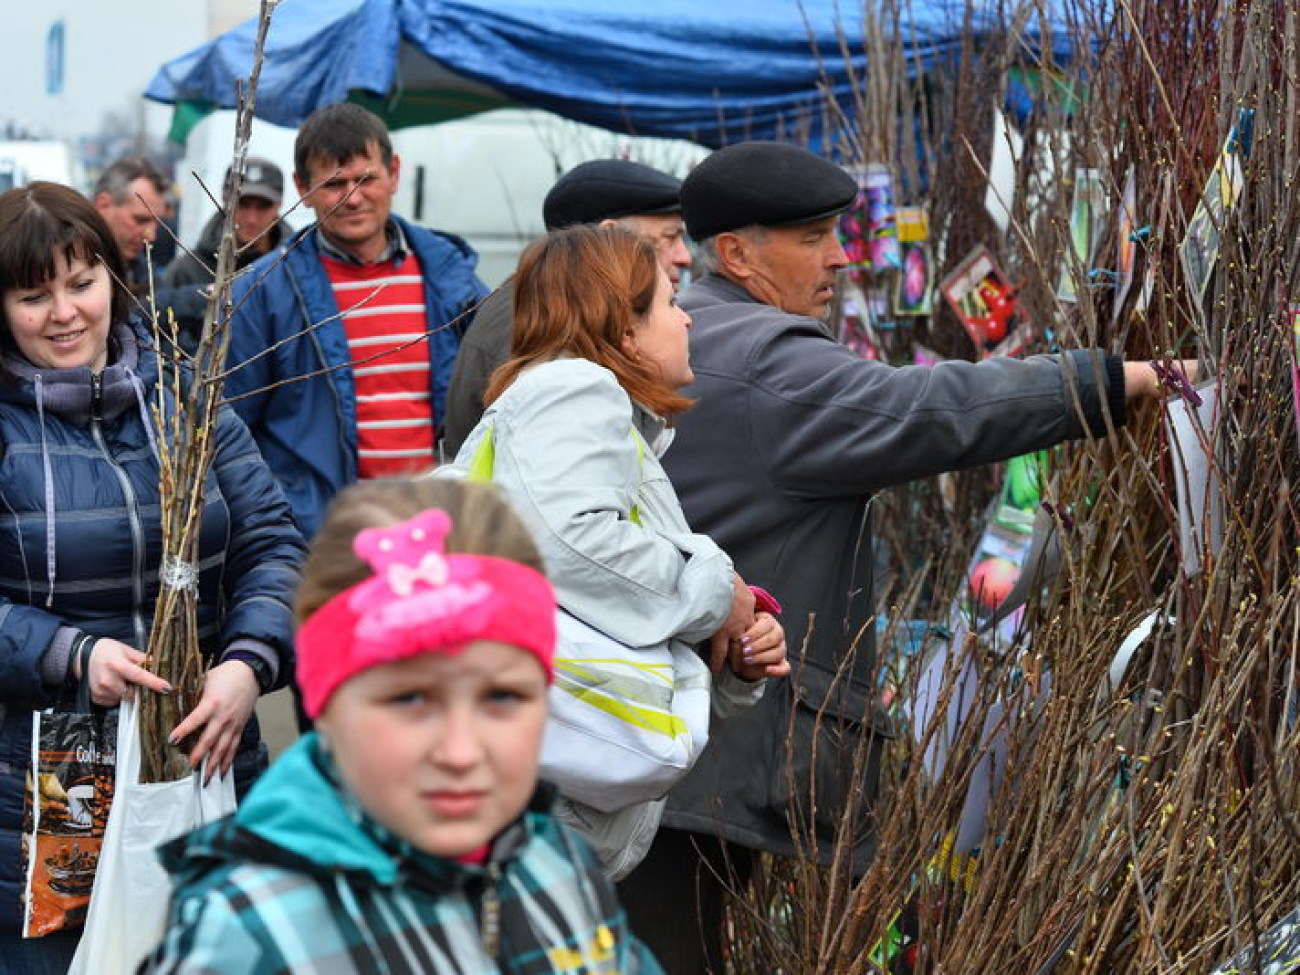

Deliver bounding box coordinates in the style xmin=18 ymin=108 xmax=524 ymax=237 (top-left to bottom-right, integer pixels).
xmin=441 ymin=358 xmax=762 ymax=876
xmin=447 ymin=358 xmax=735 ymax=646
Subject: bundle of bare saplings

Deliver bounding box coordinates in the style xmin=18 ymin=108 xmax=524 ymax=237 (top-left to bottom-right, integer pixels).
xmin=726 ymin=1 xmax=1300 ymax=972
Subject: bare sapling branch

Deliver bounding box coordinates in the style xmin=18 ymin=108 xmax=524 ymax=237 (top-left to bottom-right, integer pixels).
xmin=138 ymin=0 xmax=280 ymax=784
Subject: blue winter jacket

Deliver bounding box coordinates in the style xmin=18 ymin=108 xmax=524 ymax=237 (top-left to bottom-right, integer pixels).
xmin=225 ymin=217 xmax=488 ymax=539
xmin=0 ymin=320 xmax=306 ymax=933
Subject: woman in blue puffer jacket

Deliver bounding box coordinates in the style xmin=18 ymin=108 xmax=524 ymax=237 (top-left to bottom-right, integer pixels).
xmin=0 ymin=182 xmax=306 ymax=973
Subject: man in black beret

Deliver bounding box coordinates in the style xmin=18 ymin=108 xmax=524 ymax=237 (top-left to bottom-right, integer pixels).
xmin=618 ymin=140 xmax=1188 ymax=973
xmin=441 ymin=158 xmax=691 ymax=455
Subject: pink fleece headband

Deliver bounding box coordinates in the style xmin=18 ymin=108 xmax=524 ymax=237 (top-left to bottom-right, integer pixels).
xmin=296 ymin=508 xmax=556 ymax=718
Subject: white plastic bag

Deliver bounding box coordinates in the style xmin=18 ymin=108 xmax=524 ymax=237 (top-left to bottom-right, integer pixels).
xmin=541 ymin=611 xmax=712 ymax=813
xmin=68 ymin=698 xmax=236 ymax=975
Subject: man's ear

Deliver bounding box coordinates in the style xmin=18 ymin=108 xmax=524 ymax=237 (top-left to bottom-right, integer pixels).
xmin=292 ymin=172 xmax=313 ymax=210
xmin=92 ymin=191 xmax=113 ymax=214
xmin=714 ymin=232 xmax=754 ymax=281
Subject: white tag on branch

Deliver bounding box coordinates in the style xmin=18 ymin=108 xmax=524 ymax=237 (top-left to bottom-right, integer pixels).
xmin=159 ymin=556 xmax=200 ymax=592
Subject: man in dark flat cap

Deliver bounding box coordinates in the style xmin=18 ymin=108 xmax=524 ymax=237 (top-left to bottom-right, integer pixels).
xmin=618 ymin=140 xmax=1186 ymax=973
xmin=441 ymin=158 xmax=691 ymax=455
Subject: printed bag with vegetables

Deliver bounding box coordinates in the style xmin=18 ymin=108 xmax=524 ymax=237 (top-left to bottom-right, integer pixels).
xmin=21 ymin=687 xmax=116 ymax=939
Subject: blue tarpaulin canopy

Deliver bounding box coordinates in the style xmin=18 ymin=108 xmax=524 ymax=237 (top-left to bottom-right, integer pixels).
xmin=146 ymin=0 xmax=1081 ymax=149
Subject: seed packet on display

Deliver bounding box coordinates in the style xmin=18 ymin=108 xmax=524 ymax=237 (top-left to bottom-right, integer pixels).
xmin=1057 ymin=167 xmax=1108 ymax=303
xmin=840 ymin=164 xmax=902 ymax=272
xmin=893 ymin=208 xmax=933 ymax=317
xmin=940 ymin=245 xmax=1020 ymax=353
xmin=1179 ymin=108 xmax=1254 ymax=311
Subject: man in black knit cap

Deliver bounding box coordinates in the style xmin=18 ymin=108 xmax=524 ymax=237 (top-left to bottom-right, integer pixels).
xmin=618 ymin=139 xmax=1186 ymax=974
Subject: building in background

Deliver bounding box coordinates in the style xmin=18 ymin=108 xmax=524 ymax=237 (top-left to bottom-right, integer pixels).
xmin=0 ymin=2 xmax=246 ymax=185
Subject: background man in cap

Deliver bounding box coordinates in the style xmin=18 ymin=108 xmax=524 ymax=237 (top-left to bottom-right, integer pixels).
xmin=442 ymin=157 xmax=690 ymax=456
xmin=618 ymin=140 xmax=1188 ymax=972
xmin=163 ymin=156 xmax=291 ymax=351
xmin=224 ymin=103 xmax=488 ymax=543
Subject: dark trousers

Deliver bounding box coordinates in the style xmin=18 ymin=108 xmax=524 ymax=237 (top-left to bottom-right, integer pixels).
xmin=0 ymin=928 xmax=79 ymax=974
xmin=617 ymin=827 xmax=756 ymax=975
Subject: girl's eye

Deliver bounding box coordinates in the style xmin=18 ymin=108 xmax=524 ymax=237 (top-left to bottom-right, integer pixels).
xmin=485 ymin=686 xmax=531 ymax=706
xmin=15 ymin=293 xmax=46 ymax=305
xmin=71 ymin=278 xmax=94 ymax=292
xmin=386 ymin=690 xmax=428 ymax=708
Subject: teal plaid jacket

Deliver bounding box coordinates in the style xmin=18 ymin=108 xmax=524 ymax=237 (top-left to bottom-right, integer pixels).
xmin=140 ymin=734 xmax=662 ymax=974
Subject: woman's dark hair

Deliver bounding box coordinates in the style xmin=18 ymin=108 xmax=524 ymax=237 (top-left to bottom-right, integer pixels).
xmin=486 ymin=224 xmax=692 ymax=416
xmin=0 ymin=182 xmax=131 ymax=337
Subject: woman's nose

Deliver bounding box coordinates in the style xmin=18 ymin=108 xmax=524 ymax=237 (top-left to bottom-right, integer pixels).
xmin=49 ymin=291 xmax=76 ymax=322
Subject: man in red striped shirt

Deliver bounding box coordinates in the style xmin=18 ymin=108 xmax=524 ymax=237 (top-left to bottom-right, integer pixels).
xmin=226 ymin=105 xmax=488 ymax=541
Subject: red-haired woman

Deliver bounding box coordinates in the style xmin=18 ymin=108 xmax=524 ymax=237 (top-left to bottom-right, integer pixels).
xmin=444 ymin=225 xmax=789 ymax=878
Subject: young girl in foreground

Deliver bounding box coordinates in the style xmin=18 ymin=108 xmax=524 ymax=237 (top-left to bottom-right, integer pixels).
xmin=142 ymin=478 xmax=662 ymax=974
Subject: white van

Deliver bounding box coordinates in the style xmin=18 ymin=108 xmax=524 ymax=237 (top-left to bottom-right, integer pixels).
xmin=178 ymin=108 xmax=705 ymax=288
xmin=0 ymin=141 xmax=80 ymax=190
xmin=0 ymin=158 xmax=28 ymax=192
